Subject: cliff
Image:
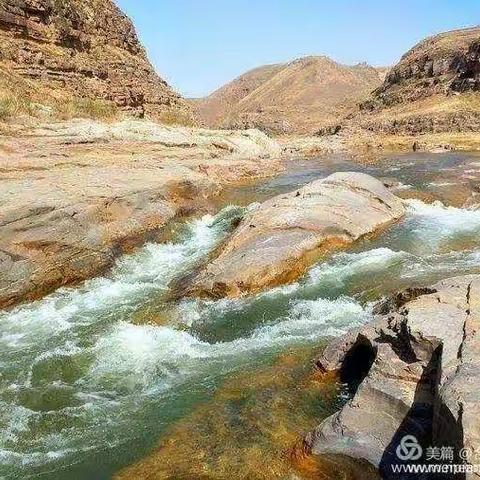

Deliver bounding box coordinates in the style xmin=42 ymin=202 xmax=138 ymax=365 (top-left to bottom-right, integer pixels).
xmin=356 ymin=27 xmax=480 ymax=135
xmin=0 ymin=0 xmax=193 ymax=123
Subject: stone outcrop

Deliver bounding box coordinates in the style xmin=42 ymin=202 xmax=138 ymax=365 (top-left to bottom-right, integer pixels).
xmin=0 ymin=0 xmax=193 ymax=122
xmin=365 ymin=27 xmax=480 ymax=108
xmin=355 ymin=27 xmax=480 ymax=135
xmin=0 ymin=119 xmax=282 ymax=308
xmin=27 ymin=118 xmax=282 ymax=159
xmin=185 ymin=172 xmax=405 ymax=299
xmin=309 ymin=275 xmax=480 ymax=479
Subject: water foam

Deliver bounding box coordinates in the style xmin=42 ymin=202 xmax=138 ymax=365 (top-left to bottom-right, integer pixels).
xmin=3 ymin=196 xmax=480 ymax=477
xmin=404 ymin=199 xmax=480 ymax=248
xmin=0 ymin=205 xmax=244 ymax=352
xmin=0 ymin=205 xmax=245 ymax=474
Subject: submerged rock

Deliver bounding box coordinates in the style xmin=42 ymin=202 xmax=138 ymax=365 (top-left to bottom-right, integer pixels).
xmin=186 ymin=172 xmax=405 ymax=298
xmin=308 ymin=274 xmax=480 ymax=478
xmin=115 ymin=347 xmax=379 ymax=480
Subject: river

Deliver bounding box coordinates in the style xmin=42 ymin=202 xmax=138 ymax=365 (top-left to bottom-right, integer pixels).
xmin=2 ymin=151 xmax=480 ymax=479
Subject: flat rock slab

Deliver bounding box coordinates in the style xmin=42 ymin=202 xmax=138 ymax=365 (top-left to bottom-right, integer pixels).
xmin=186 ymin=172 xmax=405 ymax=298
xmin=0 ymin=120 xmax=282 ymax=308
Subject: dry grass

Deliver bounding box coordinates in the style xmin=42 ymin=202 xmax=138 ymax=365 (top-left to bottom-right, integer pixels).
xmin=157 ymin=108 xmax=196 ymax=127
xmin=55 ymin=97 xmax=118 ymax=120
xmin=371 ymin=93 xmax=480 ymax=121
xmin=0 ymin=65 xmax=119 ymax=122
xmin=0 ymin=91 xmax=119 ymax=121
xmin=346 ymin=130 xmax=480 ymax=153
xmin=378 ymin=132 xmax=480 ymax=151
xmin=0 ymin=95 xmax=36 ymax=120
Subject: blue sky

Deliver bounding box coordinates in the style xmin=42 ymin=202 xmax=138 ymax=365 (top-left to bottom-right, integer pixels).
xmin=116 ymin=0 xmax=479 ymax=98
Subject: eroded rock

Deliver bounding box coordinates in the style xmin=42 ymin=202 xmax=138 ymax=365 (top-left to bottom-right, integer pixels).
xmin=0 ymin=0 xmax=193 ymax=121
xmin=309 ymin=275 xmax=480 ymax=479
xmin=0 ymin=121 xmax=282 ymax=308
xmin=185 ymin=172 xmax=405 ymax=298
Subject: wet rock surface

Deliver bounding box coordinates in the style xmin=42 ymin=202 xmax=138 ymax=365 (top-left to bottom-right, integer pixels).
xmin=186 ymin=172 xmax=405 ymax=298
xmin=115 ymin=347 xmax=380 ymax=480
xmin=309 ymin=274 xmax=480 ymax=478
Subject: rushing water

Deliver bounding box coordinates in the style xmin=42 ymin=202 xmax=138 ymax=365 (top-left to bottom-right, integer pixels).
xmin=2 ymin=152 xmax=480 ymax=479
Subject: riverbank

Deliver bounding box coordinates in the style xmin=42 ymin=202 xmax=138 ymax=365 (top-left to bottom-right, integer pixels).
xmin=280 ymin=129 xmax=480 ymax=158
xmin=0 ymin=119 xmax=282 ymax=309
xmin=4 ymin=116 xmax=480 ymax=310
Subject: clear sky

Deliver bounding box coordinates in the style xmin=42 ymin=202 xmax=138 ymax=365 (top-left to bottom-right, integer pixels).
xmin=116 ymin=0 xmax=479 ymax=98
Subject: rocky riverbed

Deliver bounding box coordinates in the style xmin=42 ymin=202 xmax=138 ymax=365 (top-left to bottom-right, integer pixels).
xmin=0 ymin=119 xmax=281 ymax=308
xmin=185 ymin=172 xmax=405 ymax=298
xmin=2 ymin=144 xmax=480 ymax=479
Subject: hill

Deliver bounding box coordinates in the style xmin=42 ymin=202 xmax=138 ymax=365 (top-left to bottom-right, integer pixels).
xmin=355 ymin=27 xmax=480 ymax=135
xmin=194 ymin=56 xmax=386 ymax=134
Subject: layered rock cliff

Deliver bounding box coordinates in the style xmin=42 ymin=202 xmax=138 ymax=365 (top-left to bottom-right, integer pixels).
xmin=367 ymin=27 xmax=480 ymax=107
xmin=0 ymin=0 xmax=193 ymax=122
xmin=309 ymin=275 xmax=480 ymax=478
xmin=356 ymin=27 xmax=480 ymax=135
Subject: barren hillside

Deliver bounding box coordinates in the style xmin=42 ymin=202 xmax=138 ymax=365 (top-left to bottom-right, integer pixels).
xmin=194 ymin=56 xmax=386 ymax=134
xmin=0 ymin=0 xmax=193 ymax=123
xmin=356 ymin=27 xmax=480 ymax=135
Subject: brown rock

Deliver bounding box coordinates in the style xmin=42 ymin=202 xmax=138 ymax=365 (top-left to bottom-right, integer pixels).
xmin=0 ymin=119 xmax=282 ymax=309
xmin=0 ymin=0 xmax=193 ymax=122
xmin=309 ymin=275 xmax=480 ymax=479
xmin=185 ymin=172 xmax=405 ymax=299
xmin=354 ymin=27 xmax=480 ymax=135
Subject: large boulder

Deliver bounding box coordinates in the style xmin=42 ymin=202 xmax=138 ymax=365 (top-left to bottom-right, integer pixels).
xmin=308 ymin=275 xmax=480 ymax=479
xmin=186 ymin=172 xmax=405 ymax=298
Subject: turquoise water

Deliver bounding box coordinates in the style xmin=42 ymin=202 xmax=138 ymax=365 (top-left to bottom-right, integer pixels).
xmin=1 ymin=152 xmax=480 ymax=479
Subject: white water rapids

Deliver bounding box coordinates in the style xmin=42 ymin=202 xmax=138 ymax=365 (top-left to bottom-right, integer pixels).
xmin=2 ymin=194 xmax=480 ymax=479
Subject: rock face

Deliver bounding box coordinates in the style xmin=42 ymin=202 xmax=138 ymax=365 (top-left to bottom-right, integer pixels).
xmin=0 ymin=0 xmax=193 ymax=122
xmin=356 ymin=27 xmax=480 ymax=134
xmin=0 ymin=119 xmax=282 ymax=308
xmin=309 ymin=275 xmax=480 ymax=479
xmin=186 ymin=172 xmax=405 ymax=299
xmin=368 ymin=27 xmax=480 ymax=107
xmin=193 ymin=57 xmax=386 ymax=134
